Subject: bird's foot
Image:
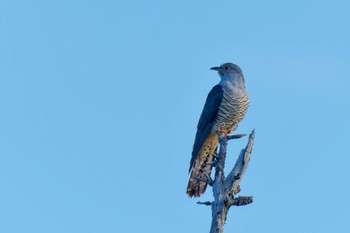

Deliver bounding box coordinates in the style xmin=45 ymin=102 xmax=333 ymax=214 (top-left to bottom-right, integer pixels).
xmin=217 ymin=129 xmax=232 ymax=136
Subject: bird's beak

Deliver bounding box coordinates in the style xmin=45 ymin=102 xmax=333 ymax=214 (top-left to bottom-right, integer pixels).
xmin=210 ymin=66 xmax=220 ymax=71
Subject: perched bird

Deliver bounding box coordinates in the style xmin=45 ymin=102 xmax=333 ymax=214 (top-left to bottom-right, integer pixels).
xmin=187 ymin=63 xmax=249 ymax=198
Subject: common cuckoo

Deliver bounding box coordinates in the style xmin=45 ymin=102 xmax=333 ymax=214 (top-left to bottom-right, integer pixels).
xmin=187 ymin=63 xmax=249 ymax=198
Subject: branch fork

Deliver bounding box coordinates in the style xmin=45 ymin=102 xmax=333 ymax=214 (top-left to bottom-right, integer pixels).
xmin=199 ymin=130 xmax=255 ymax=233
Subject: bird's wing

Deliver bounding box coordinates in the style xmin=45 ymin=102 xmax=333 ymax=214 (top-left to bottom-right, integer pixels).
xmin=189 ymin=85 xmax=223 ymax=172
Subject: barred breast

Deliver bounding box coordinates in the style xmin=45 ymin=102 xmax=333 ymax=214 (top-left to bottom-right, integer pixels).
xmin=214 ymin=90 xmax=249 ymax=132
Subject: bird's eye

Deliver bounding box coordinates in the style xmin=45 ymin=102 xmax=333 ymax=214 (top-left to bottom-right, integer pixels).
xmin=224 ymin=66 xmax=229 ymax=70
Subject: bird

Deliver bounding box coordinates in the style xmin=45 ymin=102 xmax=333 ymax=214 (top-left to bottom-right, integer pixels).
xmin=187 ymin=62 xmax=249 ymax=198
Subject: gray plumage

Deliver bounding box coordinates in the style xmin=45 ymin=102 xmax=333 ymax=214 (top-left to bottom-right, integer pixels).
xmin=187 ymin=63 xmax=249 ymax=198
xmin=189 ymin=85 xmax=223 ymax=172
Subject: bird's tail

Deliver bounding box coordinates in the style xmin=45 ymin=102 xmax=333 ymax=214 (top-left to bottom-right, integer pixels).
xmin=186 ymin=133 xmax=218 ymax=197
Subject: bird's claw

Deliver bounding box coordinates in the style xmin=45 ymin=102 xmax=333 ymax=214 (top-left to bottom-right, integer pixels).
xmin=217 ymin=129 xmax=232 ymax=136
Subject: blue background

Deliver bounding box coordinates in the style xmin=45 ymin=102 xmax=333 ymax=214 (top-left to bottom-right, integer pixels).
xmin=1 ymin=0 xmax=349 ymax=232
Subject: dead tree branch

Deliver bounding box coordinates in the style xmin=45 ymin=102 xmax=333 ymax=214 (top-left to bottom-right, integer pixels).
xmin=208 ymin=129 xmax=255 ymax=233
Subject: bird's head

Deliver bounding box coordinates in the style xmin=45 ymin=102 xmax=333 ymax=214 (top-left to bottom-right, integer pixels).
xmin=211 ymin=63 xmax=245 ymax=88
xmin=210 ymin=63 xmax=243 ymax=79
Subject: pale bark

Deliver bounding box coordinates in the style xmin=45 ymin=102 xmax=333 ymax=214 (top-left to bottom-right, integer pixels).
xmin=198 ymin=130 xmax=255 ymax=233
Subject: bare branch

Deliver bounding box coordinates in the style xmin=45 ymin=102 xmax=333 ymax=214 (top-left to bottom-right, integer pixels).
xmin=208 ymin=130 xmax=255 ymax=233
xmin=212 ymin=151 xmax=220 ymax=158
xmin=194 ymin=175 xmax=213 ymax=186
xmin=227 ymin=129 xmax=255 ymax=195
xmin=209 ymin=132 xmax=228 ymax=233
xmin=197 ymin=201 xmax=212 ymax=206
xmin=227 ymin=133 xmax=247 ymax=140
xmin=226 ymin=195 xmax=253 ymax=207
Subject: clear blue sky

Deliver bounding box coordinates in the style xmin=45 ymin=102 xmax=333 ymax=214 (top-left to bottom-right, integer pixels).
xmin=1 ymin=0 xmax=349 ymax=232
